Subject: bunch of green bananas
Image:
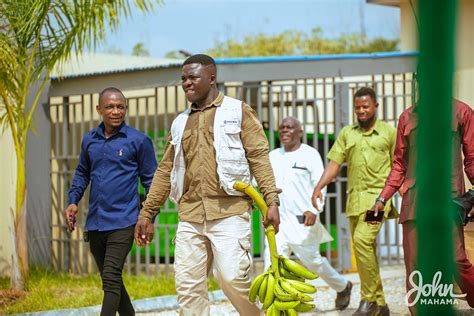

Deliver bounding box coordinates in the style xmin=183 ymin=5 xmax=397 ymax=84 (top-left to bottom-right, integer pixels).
xmin=233 ymin=181 xmax=319 ymax=315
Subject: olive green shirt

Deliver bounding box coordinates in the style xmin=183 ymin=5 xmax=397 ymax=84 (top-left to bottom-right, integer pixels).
xmin=139 ymin=92 xmax=280 ymax=223
xmin=327 ymin=120 xmax=397 ymax=218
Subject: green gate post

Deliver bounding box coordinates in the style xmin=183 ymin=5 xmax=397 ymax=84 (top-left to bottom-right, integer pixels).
xmin=417 ymin=0 xmax=457 ymax=315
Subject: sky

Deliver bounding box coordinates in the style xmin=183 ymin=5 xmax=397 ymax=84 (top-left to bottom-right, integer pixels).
xmin=97 ymin=0 xmax=400 ymax=58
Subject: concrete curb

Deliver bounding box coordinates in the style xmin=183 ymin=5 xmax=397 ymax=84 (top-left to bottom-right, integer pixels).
xmin=14 ymin=290 xmax=227 ymax=315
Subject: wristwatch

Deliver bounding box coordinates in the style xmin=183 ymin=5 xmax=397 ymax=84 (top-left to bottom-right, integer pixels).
xmin=375 ymin=197 xmax=386 ymax=206
xmin=270 ymin=196 xmax=280 ymax=206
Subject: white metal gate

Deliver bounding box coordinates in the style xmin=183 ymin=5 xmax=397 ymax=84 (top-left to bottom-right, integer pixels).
xmin=49 ymin=58 xmax=415 ymax=275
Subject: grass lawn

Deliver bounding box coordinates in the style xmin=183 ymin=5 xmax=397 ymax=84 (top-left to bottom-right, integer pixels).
xmin=0 ymin=268 xmax=220 ymax=314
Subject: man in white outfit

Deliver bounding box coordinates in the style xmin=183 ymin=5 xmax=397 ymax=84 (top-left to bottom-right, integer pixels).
xmin=264 ymin=116 xmax=352 ymax=310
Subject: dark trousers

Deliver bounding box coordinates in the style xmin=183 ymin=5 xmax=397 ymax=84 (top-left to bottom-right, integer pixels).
xmin=403 ymin=220 xmax=474 ymax=315
xmin=89 ymin=226 xmax=135 ymax=316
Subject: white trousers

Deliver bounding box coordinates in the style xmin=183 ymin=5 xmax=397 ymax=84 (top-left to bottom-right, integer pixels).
xmin=174 ymin=213 xmax=262 ymax=316
xmin=264 ymin=233 xmax=348 ymax=292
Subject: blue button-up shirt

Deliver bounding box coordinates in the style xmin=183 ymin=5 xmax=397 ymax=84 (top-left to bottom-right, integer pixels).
xmin=68 ymin=122 xmax=157 ymax=231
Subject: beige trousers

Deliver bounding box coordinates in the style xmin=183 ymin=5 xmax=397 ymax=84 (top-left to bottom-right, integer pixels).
xmin=174 ymin=212 xmax=261 ymax=316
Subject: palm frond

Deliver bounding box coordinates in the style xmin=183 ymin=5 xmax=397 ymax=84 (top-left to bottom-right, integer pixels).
xmin=0 ymin=0 xmax=159 ymax=134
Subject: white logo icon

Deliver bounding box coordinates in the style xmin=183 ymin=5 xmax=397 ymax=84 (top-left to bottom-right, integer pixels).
xmin=405 ymin=270 xmax=466 ymax=306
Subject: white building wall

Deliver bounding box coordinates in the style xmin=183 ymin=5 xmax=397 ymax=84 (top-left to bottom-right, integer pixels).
xmin=0 ymin=115 xmax=17 ymax=277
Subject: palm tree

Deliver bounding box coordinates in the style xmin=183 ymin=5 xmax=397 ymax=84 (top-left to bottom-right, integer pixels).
xmin=0 ymin=0 xmax=159 ymax=291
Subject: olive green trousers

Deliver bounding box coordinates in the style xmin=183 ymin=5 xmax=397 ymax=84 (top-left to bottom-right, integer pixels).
xmin=349 ymin=213 xmax=386 ymax=306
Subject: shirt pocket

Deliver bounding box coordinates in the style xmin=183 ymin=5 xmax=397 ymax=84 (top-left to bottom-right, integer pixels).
xmin=345 ymin=139 xmax=356 ymax=153
xmin=292 ymin=165 xmax=310 ymax=182
xmin=223 ymin=124 xmax=243 ymax=149
xmin=365 ymin=138 xmax=390 ymax=173
xmin=220 ymin=124 xmax=246 ymax=161
xmin=180 ymin=129 xmax=193 ymax=154
xmin=339 ymin=139 xmax=355 ymax=163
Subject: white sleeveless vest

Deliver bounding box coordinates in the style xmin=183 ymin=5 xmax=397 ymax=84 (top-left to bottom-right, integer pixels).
xmin=169 ymin=96 xmax=253 ymax=203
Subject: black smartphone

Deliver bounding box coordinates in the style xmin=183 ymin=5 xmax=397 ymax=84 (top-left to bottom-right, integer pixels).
xmin=83 ymin=231 xmax=89 ymax=243
xmin=296 ymin=215 xmax=305 ymax=224
xmin=364 ymin=210 xmax=384 ymax=222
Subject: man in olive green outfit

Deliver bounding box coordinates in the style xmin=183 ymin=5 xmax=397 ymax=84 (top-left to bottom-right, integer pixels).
xmin=312 ymin=87 xmax=397 ymax=316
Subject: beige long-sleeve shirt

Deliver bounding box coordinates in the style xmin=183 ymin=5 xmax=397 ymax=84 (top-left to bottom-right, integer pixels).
xmin=139 ymin=92 xmax=280 ymax=223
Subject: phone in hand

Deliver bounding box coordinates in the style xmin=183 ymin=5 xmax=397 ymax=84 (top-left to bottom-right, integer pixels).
xmin=364 ymin=210 xmax=384 ymax=223
xmin=67 ymin=213 xmax=76 ymax=232
xmin=296 ymin=215 xmax=306 ymax=224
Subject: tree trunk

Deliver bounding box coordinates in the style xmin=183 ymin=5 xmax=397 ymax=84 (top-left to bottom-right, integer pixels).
xmin=11 ymin=154 xmax=28 ymax=291
xmin=9 ymin=205 xmax=24 ymax=290
xmin=17 ymin=190 xmax=29 ymax=281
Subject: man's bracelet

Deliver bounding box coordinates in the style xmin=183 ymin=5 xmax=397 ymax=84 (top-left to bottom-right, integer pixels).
xmin=375 ymin=197 xmax=386 ymax=205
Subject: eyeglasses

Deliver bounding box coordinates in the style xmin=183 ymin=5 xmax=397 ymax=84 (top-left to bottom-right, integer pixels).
xmin=103 ymin=104 xmax=127 ymax=113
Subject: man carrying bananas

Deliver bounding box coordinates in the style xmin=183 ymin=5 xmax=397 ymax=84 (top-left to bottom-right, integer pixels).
xmin=312 ymin=87 xmax=397 ymax=316
xmin=265 ymin=116 xmax=353 ymax=310
xmin=134 ymin=54 xmax=281 ymax=316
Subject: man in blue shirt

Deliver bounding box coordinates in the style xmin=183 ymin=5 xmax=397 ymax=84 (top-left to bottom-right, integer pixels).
xmin=65 ymin=87 xmax=157 ymax=316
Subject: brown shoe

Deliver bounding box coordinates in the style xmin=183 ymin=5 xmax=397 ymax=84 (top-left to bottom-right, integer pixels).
xmin=353 ymin=300 xmax=377 ymax=316
xmin=335 ymin=281 xmax=352 ymax=310
xmin=376 ymin=304 xmax=390 ymax=316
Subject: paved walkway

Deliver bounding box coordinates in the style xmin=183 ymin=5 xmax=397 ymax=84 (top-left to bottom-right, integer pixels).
xmin=17 ymin=265 xmax=472 ymax=315
xmin=137 ymin=265 xmax=472 ymax=316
